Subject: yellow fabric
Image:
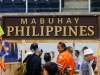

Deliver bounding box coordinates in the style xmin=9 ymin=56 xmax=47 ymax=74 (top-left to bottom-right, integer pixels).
xmin=17 ymin=63 xmax=27 ymax=75
xmin=98 ymin=47 xmax=100 ymax=56
xmin=0 ymin=26 xmax=4 ymax=36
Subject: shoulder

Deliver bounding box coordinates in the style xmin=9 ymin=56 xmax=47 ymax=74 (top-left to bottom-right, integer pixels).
xmin=58 ymin=53 xmax=65 ymax=60
xmin=60 ymin=51 xmax=70 ymax=56
xmin=81 ymin=60 xmax=89 ymax=68
xmin=32 ymin=55 xmax=40 ymax=60
xmin=79 ymin=55 xmax=83 ymax=59
xmin=58 ymin=51 xmax=70 ymax=60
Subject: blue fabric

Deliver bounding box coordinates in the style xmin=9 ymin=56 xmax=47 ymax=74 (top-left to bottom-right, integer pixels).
xmin=0 ymin=46 xmax=6 ymax=56
xmin=18 ymin=57 xmax=22 ymax=65
xmin=73 ymin=55 xmax=78 ymax=70
xmin=34 ymin=45 xmax=41 ymax=53
xmin=80 ymin=58 xmax=90 ymax=75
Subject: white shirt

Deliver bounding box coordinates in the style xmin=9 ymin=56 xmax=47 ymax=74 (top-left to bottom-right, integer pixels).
xmin=51 ymin=58 xmax=56 ymax=62
xmin=78 ymin=55 xmax=83 ymax=63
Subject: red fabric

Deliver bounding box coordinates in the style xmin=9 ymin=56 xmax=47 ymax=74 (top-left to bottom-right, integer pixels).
xmin=0 ymin=36 xmax=2 ymax=39
xmin=0 ymin=58 xmax=6 ymax=72
xmin=93 ymin=56 xmax=98 ymax=61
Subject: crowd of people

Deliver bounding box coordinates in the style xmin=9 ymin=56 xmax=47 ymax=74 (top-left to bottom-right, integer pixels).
xmin=18 ymin=42 xmax=98 ymax=75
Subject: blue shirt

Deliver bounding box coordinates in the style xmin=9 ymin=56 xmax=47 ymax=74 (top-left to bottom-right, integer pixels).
xmin=73 ymin=55 xmax=78 ymax=70
xmin=18 ymin=57 xmax=22 ymax=65
xmin=81 ymin=58 xmax=90 ymax=75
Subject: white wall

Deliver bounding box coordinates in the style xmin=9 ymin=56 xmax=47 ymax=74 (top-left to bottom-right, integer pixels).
xmin=18 ymin=43 xmax=98 ymax=64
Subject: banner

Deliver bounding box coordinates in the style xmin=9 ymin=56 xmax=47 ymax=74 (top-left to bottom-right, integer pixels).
xmin=2 ymin=15 xmax=98 ymax=40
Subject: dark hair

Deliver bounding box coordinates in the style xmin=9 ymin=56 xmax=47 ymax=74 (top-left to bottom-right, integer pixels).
xmin=66 ymin=46 xmax=73 ymax=51
xmin=43 ymin=62 xmax=58 ymax=75
xmin=75 ymin=50 xmax=80 ymax=54
xmin=44 ymin=53 xmax=51 ymax=62
xmin=58 ymin=42 xmax=66 ymax=51
xmin=41 ymin=49 xmax=43 ymax=53
xmin=82 ymin=46 xmax=88 ymax=51
xmin=51 ymin=51 xmax=55 ymax=53
xmin=30 ymin=43 xmax=38 ymax=51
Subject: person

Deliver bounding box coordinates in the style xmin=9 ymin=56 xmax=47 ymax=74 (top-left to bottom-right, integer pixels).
xmin=44 ymin=53 xmax=51 ymax=63
xmin=56 ymin=42 xmax=76 ymax=75
xmin=91 ymin=56 xmax=98 ymax=71
xmin=81 ymin=46 xmax=88 ymax=54
xmin=43 ymin=62 xmax=58 ymax=75
xmin=51 ymin=51 xmax=56 ymax=62
xmin=40 ymin=49 xmax=43 ymax=57
xmin=0 ymin=39 xmax=8 ymax=71
xmin=75 ymin=50 xmax=83 ymax=63
xmin=26 ymin=43 xmax=43 ymax=75
xmin=66 ymin=46 xmax=78 ymax=70
xmin=42 ymin=53 xmax=51 ymax=75
xmin=0 ymin=40 xmax=8 ymax=56
xmin=80 ymin=48 xmax=94 ymax=75
xmin=18 ymin=50 xmax=27 ymax=65
xmin=81 ymin=46 xmax=96 ymax=71
xmin=40 ymin=49 xmax=43 ymax=61
xmin=23 ymin=43 xmax=37 ymax=60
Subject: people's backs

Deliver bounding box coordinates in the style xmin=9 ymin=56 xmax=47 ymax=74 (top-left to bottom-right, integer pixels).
xmin=57 ymin=51 xmax=76 ymax=75
xmin=23 ymin=54 xmax=32 ymax=63
xmin=26 ymin=53 xmax=41 ymax=75
xmin=23 ymin=51 xmax=33 ymax=60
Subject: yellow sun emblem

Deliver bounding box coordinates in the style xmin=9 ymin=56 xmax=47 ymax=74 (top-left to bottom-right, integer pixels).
xmin=59 ymin=56 xmax=62 ymax=59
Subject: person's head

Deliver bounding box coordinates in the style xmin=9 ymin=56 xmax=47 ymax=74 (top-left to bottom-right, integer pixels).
xmin=66 ymin=46 xmax=73 ymax=55
xmin=51 ymin=51 xmax=55 ymax=58
xmin=44 ymin=53 xmax=51 ymax=63
xmin=57 ymin=42 xmax=66 ymax=53
xmin=43 ymin=62 xmax=58 ymax=75
xmin=82 ymin=46 xmax=88 ymax=53
xmin=30 ymin=43 xmax=42 ymax=56
xmin=84 ymin=48 xmax=94 ymax=61
xmin=75 ymin=50 xmax=80 ymax=57
xmin=30 ymin=43 xmax=38 ymax=52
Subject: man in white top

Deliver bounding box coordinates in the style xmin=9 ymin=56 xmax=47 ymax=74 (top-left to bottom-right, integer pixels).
xmin=50 ymin=51 xmax=56 ymax=62
xmin=75 ymin=50 xmax=83 ymax=63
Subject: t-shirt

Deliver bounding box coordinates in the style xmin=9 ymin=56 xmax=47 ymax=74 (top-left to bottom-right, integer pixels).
xmin=51 ymin=58 xmax=56 ymax=62
xmin=78 ymin=55 xmax=83 ymax=63
xmin=80 ymin=58 xmax=94 ymax=75
xmin=56 ymin=51 xmax=76 ymax=75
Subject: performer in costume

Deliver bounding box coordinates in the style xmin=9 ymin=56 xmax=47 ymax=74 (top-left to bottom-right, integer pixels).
xmin=0 ymin=38 xmax=8 ymax=72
